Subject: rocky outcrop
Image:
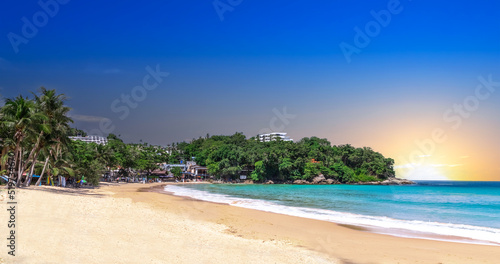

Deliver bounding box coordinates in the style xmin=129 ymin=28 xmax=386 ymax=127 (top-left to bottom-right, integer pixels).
xmin=312 ymin=174 xmax=326 ymax=184
xmin=358 ymin=177 xmax=415 ymax=185
xmin=293 ymin=180 xmax=310 ymax=184
xmin=264 ymin=180 xmax=274 ymax=184
xmin=326 ymin=178 xmax=339 ymax=184
xmin=382 ymin=177 xmax=415 ymax=185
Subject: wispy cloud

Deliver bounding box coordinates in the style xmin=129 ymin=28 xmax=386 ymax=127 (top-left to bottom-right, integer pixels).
xmin=70 ymin=114 xmax=106 ymax=122
xmin=395 ymin=163 xmax=463 ymax=169
xmin=394 ymin=163 xmax=417 ymax=169
xmin=417 ymin=154 xmax=432 ymax=158
xmin=431 ymin=164 xmax=463 ymax=168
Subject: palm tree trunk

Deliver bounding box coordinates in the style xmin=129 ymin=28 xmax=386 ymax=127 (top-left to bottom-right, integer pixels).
xmin=19 ymin=131 xmax=44 ymax=186
xmin=24 ymin=152 xmax=39 ymax=187
xmin=9 ymin=144 xmax=20 ymax=183
xmin=16 ymin=147 xmax=24 ymax=187
xmin=35 ymin=156 xmax=49 ymax=187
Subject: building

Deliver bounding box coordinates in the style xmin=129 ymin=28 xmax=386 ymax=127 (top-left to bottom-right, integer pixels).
xmin=257 ymin=132 xmax=293 ymax=142
xmin=188 ymin=165 xmax=209 ymax=178
xmin=69 ymin=135 xmax=108 ymax=145
xmin=161 ymin=163 xmax=187 ymax=171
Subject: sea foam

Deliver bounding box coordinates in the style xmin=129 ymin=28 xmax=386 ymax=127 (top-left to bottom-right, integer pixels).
xmin=165 ymin=185 xmax=500 ymax=246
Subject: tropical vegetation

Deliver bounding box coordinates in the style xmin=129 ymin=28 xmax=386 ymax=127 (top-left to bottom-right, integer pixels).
xmin=0 ymin=88 xmax=395 ymax=187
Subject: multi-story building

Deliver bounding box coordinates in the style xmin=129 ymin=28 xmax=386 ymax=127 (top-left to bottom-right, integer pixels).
xmin=257 ymin=132 xmax=293 ymax=142
xmin=69 ymin=135 xmax=108 ymax=145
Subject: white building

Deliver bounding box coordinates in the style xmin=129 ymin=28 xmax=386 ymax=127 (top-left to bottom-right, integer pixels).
xmin=258 ymin=132 xmax=293 ymax=142
xmin=69 ymin=135 xmax=108 ymax=145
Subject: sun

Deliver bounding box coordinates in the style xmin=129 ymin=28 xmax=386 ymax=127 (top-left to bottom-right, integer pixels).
xmin=398 ymin=164 xmax=450 ymax=181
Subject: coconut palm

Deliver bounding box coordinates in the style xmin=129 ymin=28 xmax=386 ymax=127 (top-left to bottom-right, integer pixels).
xmin=26 ymin=88 xmax=73 ymax=186
xmin=0 ymin=96 xmax=46 ymax=185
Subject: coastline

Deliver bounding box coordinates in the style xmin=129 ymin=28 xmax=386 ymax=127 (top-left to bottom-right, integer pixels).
xmin=2 ymin=183 xmax=499 ymax=264
xmin=152 ymin=183 xmax=500 ymax=263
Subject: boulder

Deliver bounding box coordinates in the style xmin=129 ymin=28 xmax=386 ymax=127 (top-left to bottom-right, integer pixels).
xmin=326 ymin=179 xmax=338 ymax=184
xmin=265 ymin=180 xmax=274 ymax=184
xmin=381 ymin=177 xmax=415 ymax=185
xmin=293 ymin=180 xmax=310 ymax=184
xmin=312 ymin=174 xmax=326 ymax=184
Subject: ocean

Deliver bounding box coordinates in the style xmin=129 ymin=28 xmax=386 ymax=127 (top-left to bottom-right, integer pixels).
xmin=164 ymin=181 xmax=500 ymax=245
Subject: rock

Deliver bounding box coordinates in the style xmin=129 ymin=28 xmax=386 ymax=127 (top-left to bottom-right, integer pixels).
xmin=293 ymin=180 xmax=310 ymax=184
xmin=325 ymin=179 xmax=338 ymax=184
xmin=381 ymin=177 xmax=415 ymax=185
xmin=265 ymin=180 xmax=274 ymax=184
xmin=243 ymin=180 xmax=254 ymax=184
xmin=312 ymin=174 xmax=326 ymax=184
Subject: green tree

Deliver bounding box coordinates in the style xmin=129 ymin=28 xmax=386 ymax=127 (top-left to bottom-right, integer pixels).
xmin=250 ymin=160 xmax=265 ymax=182
xmin=170 ymin=167 xmax=182 ymax=179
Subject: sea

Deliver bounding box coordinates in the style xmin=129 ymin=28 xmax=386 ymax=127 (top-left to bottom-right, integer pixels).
xmin=164 ymin=181 xmax=500 ymax=246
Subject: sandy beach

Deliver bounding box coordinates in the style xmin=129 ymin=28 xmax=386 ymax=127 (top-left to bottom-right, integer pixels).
xmin=1 ymin=183 xmax=499 ymax=264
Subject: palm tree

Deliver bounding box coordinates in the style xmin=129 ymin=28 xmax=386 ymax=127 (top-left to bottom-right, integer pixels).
xmin=0 ymin=96 xmax=45 ymax=185
xmin=27 ymin=88 xmax=73 ymax=187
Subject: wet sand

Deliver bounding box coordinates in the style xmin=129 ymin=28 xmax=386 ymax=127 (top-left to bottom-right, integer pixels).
xmin=1 ymin=183 xmax=499 ymax=264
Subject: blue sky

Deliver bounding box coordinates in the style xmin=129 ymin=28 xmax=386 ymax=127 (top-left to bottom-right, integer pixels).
xmin=1 ymin=0 xmax=499 ymax=179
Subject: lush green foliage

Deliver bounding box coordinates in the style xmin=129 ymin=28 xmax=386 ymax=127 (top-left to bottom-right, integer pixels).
xmin=172 ymin=133 xmax=395 ymax=183
xmin=1 ymin=89 xmax=395 ymax=186
xmin=170 ymin=167 xmax=182 ymax=179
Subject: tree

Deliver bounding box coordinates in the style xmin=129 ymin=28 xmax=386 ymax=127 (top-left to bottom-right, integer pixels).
xmin=23 ymin=88 xmax=72 ymax=186
xmin=250 ymin=160 xmax=265 ymax=182
xmin=0 ymin=95 xmax=46 ymax=186
xmin=171 ymin=167 xmax=182 ymax=179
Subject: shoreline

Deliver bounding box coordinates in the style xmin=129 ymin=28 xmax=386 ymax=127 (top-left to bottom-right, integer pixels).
xmin=162 ymin=182 xmax=500 ymax=247
xmin=145 ymin=183 xmax=500 ymax=263
xmin=3 ymin=183 xmax=500 ymax=264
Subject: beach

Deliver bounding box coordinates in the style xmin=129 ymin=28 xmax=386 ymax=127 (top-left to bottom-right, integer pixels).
xmin=1 ymin=183 xmax=499 ymax=264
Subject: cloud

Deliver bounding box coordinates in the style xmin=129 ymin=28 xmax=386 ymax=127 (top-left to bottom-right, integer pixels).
xmin=395 ymin=163 xmax=463 ymax=169
xmin=394 ymin=163 xmax=417 ymax=169
xmin=70 ymin=114 xmax=107 ymax=122
xmin=417 ymin=154 xmax=431 ymax=158
xmin=431 ymin=164 xmax=463 ymax=168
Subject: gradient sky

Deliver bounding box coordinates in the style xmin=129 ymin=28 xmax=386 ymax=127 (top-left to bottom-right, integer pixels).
xmin=1 ymin=0 xmax=499 ymax=180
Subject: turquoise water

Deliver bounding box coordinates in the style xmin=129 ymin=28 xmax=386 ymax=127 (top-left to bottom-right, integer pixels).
xmin=165 ymin=181 xmax=500 ymax=245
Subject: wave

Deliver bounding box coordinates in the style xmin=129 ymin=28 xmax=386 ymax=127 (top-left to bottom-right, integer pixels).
xmin=165 ymin=185 xmax=500 ymax=246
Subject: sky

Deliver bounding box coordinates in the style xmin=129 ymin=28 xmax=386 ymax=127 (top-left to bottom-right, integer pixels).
xmin=1 ymin=0 xmax=499 ymax=181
